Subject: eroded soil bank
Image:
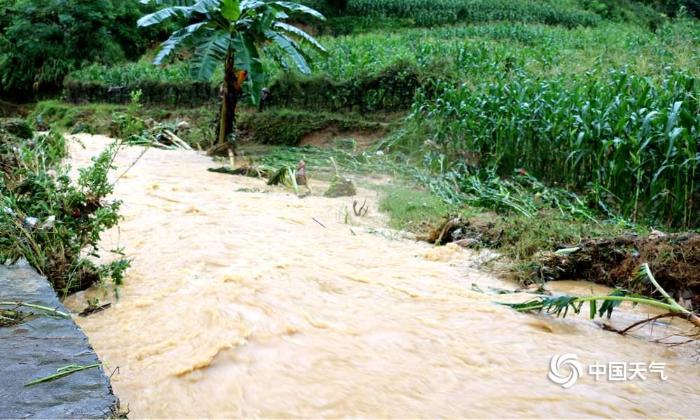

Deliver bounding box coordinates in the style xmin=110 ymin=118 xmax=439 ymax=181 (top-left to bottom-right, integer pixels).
xmin=65 ymin=135 xmax=699 ymax=418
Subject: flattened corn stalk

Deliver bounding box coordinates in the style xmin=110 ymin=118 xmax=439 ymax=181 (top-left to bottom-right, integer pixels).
xmin=500 ymin=263 xmax=700 ymax=329
xmin=0 ymin=301 xmax=70 ymax=319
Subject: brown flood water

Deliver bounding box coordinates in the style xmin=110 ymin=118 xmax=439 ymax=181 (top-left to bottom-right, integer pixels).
xmin=64 ymin=135 xmax=699 ymax=418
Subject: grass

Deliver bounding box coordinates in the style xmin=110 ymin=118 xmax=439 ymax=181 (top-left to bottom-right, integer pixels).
xmin=30 ymin=101 xmax=390 ymax=150
xmin=378 ymin=185 xmax=454 ymax=233
xmin=25 ymin=363 xmax=101 ymax=387
xmin=376 ymin=169 xmax=636 ymax=284
xmin=238 ymin=109 xmax=386 ymax=146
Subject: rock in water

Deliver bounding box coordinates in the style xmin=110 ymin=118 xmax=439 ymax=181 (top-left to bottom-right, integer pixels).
xmin=296 ymin=160 xmax=307 ymax=186
xmin=324 ymin=176 xmax=357 ymax=197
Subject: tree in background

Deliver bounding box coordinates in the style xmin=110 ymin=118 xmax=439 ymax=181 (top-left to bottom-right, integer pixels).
xmin=326 ymin=0 xmax=347 ymax=10
xmin=138 ymin=0 xmax=326 ymax=154
xmin=0 ymin=0 xmax=160 ymax=98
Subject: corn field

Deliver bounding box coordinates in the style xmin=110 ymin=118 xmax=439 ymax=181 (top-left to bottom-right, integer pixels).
xmin=69 ymin=21 xmax=698 ymax=92
xmin=338 ymin=0 xmax=601 ymax=27
xmin=63 ymin=15 xmax=700 ymax=229
xmin=410 ymin=69 xmax=700 ymax=228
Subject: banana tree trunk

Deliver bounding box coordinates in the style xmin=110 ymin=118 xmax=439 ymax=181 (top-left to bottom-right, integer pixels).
xmin=218 ymin=48 xmax=238 ymax=149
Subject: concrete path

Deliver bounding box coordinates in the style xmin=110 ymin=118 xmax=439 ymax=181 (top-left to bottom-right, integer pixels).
xmin=0 ymin=263 xmax=117 ymax=418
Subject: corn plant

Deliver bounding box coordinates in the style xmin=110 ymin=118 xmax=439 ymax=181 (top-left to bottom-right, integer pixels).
xmin=409 ymin=68 xmax=700 ymax=228
xmin=501 ymin=264 xmax=700 ymax=329
xmin=343 ymin=0 xmax=600 ymax=28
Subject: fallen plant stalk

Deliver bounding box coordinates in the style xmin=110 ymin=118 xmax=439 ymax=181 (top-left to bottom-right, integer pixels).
xmin=499 ymin=263 xmax=700 ymax=329
xmin=25 ymin=363 xmax=100 ymax=387
xmin=0 ymin=301 xmax=70 ymax=319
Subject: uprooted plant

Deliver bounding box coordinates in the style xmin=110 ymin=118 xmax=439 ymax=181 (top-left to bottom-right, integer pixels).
xmin=500 ymin=264 xmax=700 ymax=332
xmin=0 ymin=121 xmax=129 ymax=296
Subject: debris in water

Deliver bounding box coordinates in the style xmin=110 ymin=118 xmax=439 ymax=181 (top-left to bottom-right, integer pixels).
xmin=324 ymin=176 xmax=356 ymax=197
xmin=208 ymin=165 xmax=273 ymax=178
xmin=324 ymin=157 xmax=356 ymax=197
xmin=268 ymin=165 xmax=299 ymax=193
xmin=312 ymin=217 xmax=327 ymax=229
xmin=353 ymin=200 xmax=368 ymax=217
xmin=295 ymin=160 xmax=310 ymax=187
xmin=79 ymin=302 xmax=112 ymax=317
xmin=0 ymin=309 xmax=28 ymax=327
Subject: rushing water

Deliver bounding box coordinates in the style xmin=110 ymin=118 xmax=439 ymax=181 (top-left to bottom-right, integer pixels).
xmin=64 ymin=135 xmax=699 ymax=418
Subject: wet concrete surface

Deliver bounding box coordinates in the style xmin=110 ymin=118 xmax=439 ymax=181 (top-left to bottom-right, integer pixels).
xmin=0 ymin=263 xmax=117 ymax=418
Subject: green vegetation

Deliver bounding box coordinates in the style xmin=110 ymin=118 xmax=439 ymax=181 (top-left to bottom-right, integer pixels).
xmin=0 ymin=0 xmax=162 ymax=96
xmin=0 ymin=119 xmax=129 ymax=296
xmin=239 ymin=109 xmax=384 ymax=146
xmin=25 ymin=363 xmax=101 ymax=387
xmin=397 ymin=68 xmax=700 ymax=228
xmin=64 ymin=19 xmax=699 ymax=112
xmin=138 ymin=0 xmax=327 ymax=150
xmin=304 ymin=0 xmax=700 ymax=24
xmin=30 ymin=100 xmax=219 ymax=149
xmin=4 ymin=0 xmax=700 ymax=298
xmin=379 ymin=186 xmax=453 ymax=233
xmin=28 ymin=100 xmax=386 ymax=150
xmin=330 ymin=0 xmax=601 ymax=28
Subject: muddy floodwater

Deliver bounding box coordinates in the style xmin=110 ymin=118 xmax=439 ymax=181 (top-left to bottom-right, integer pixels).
xmin=64 ymin=135 xmax=700 ymax=418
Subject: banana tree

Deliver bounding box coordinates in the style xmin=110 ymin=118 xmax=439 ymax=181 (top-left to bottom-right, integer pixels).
xmin=138 ymin=0 xmax=326 ymax=151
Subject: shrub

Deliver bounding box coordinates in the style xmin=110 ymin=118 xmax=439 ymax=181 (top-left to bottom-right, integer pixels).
xmin=0 ymin=120 xmax=129 ymax=295
xmin=267 ymin=61 xmax=424 ymax=112
xmin=0 ymin=0 xmax=161 ymax=97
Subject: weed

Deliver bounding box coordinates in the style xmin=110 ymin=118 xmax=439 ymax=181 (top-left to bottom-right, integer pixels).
xmin=0 ymin=124 xmax=129 ymax=296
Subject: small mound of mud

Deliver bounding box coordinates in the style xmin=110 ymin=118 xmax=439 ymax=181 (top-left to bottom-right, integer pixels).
xmin=424 ymin=213 xmax=502 ymax=247
xmin=537 ymin=233 xmax=700 ymax=308
xmin=324 ymin=176 xmax=357 ymax=197
xmin=428 ymin=216 xmax=700 ymax=309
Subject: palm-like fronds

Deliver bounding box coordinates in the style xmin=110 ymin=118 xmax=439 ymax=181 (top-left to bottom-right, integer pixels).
xmin=500 ymin=263 xmax=700 ymax=329
xmin=138 ymin=0 xmax=326 ymax=104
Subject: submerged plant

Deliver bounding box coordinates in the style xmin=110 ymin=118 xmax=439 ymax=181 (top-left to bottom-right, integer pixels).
xmin=500 ymin=263 xmax=700 ymax=329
